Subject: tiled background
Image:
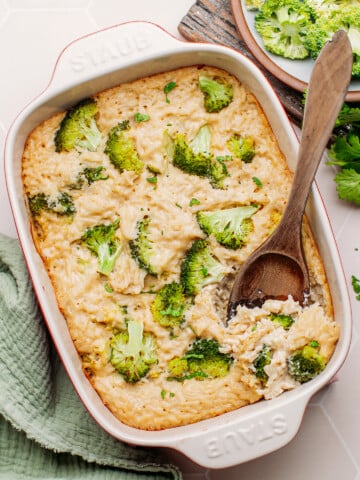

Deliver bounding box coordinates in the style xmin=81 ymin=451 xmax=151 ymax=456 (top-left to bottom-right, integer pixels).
xmin=1 ymin=1 xmax=359 ymax=479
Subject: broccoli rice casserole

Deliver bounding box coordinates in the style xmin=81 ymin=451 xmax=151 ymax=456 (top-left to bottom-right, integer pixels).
xmin=22 ymin=65 xmax=339 ymax=430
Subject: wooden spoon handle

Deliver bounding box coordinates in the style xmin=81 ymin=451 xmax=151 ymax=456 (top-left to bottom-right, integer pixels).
xmin=278 ymin=30 xmax=353 ymax=236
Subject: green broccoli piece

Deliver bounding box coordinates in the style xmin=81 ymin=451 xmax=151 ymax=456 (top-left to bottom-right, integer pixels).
xmin=255 ymin=0 xmax=315 ymax=60
xmin=54 ymin=98 xmax=101 ymax=153
xmin=110 ymin=319 xmax=158 ymax=383
xmin=253 ymin=344 xmax=273 ymax=384
xmin=51 ymin=192 xmax=76 ymax=215
xmin=287 ymin=343 xmax=326 ymax=383
xmin=180 ymin=239 xmax=226 ymax=296
xmin=104 ymin=120 xmax=144 ymax=174
xmin=172 ymin=125 xmax=229 ymax=189
xmin=334 ymin=168 xmax=360 ymax=205
xmin=167 ymin=338 xmax=233 ymax=381
xmin=69 ymin=166 xmax=109 ymax=189
xmin=81 ymin=219 xmax=121 ymax=276
xmin=151 ymin=282 xmax=188 ymax=330
xmin=129 ymin=216 xmax=156 ymax=275
xmin=244 ymin=0 xmax=265 ymax=11
xmin=305 ymin=6 xmax=360 ymax=77
xmin=28 ymin=192 xmax=76 ymax=216
xmin=198 ymin=76 xmax=234 ymax=113
xmin=269 ymin=312 xmax=294 ymax=330
xmin=227 ymin=134 xmax=256 ymax=163
xmin=28 ymin=193 xmax=49 ymax=216
xmin=307 ymin=0 xmax=360 ymax=15
xmin=196 ymin=205 xmax=258 ymax=250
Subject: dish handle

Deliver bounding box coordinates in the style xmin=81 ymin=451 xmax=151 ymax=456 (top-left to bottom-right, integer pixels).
xmin=170 ymin=394 xmax=310 ymax=469
xmin=47 ymin=21 xmax=184 ymax=96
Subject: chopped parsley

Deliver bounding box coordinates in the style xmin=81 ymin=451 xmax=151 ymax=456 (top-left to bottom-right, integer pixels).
xmin=164 ymin=81 xmax=177 ymax=104
xmin=134 ymin=112 xmax=150 ymax=123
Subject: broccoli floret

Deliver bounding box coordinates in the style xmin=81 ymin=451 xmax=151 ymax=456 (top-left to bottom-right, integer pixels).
xmin=244 ymin=0 xmax=265 ymax=11
xmin=110 ymin=319 xmax=157 ymax=383
xmin=255 ymin=0 xmax=315 ymax=59
xmin=180 ymin=239 xmax=226 ymax=296
xmin=28 ymin=193 xmax=49 ymax=216
xmin=288 ymin=343 xmax=326 ymax=383
xmin=172 ymin=125 xmax=229 ymax=189
xmin=196 ymin=205 xmax=258 ymax=250
xmin=69 ymin=166 xmax=109 ymax=189
xmin=227 ymin=134 xmax=256 ymax=163
xmin=151 ymin=282 xmax=188 ymax=330
xmin=28 ymin=191 xmax=76 ymax=216
xmin=104 ymin=120 xmax=144 ymax=174
xmin=81 ymin=219 xmax=121 ymax=276
xmin=198 ymin=76 xmax=234 ymax=113
xmin=54 ymin=98 xmax=101 ymax=153
xmin=253 ymin=344 xmax=273 ymax=384
xmin=305 ymin=6 xmax=360 ymax=77
xmin=129 ymin=216 xmax=156 ymax=275
xmin=167 ymin=338 xmax=233 ymax=381
xmin=269 ymin=312 xmax=294 ymax=330
xmin=307 ymin=0 xmax=360 ymax=15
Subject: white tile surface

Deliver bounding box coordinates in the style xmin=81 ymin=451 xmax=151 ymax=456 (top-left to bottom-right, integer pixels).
xmin=1 ymin=1 xmax=360 ymax=479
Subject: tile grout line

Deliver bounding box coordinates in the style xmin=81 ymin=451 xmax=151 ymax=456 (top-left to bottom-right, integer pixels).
xmin=319 ymin=403 xmax=360 ymax=473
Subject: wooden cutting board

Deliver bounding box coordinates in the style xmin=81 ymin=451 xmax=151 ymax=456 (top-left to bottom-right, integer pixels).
xmin=178 ymin=0 xmax=304 ymax=124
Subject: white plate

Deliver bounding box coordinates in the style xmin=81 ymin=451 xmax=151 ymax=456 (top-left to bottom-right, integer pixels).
xmin=231 ymin=0 xmax=360 ymax=101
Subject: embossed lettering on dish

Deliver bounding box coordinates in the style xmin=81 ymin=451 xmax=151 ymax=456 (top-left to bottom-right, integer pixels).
xmin=70 ymin=31 xmax=151 ymax=72
xmin=205 ymin=414 xmax=287 ymax=458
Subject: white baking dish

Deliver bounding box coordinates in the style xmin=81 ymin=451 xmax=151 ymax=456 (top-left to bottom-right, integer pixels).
xmin=4 ymin=21 xmax=352 ymax=468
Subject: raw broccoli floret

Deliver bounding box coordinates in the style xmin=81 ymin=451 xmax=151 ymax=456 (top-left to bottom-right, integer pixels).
xmin=151 ymin=282 xmax=188 ymax=330
xmin=198 ymin=76 xmax=234 ymax=113
xmin=104 ymin=120 xmax=144 ymax=174
xmin=28 ymin=191 xmax=76 ymax=216
xmin=129 ymin=216 xmax=156 ymax=275
xmin=255 ymin=0 xmax=315 ymax=59
xmin=244 ymin=0 xmax=265 ymax=11
xmin=69 ymin=166 xmax=109 ymax=189
xmin=269 ymin=312 xmax=294 ymax=330
xmin=81 ymin=219 xmax=121 ymax=276
xmin=167 ymin=338 xmax=233 ymax=381
xmin=288 ymin=343 xmax=326 ymax=383
xmin=253 ymin=344 xmax=273 ymax=384
xmin=196 ymin=205 xmax=258 ymax=250
xmin=54 ymin=98 xmax=101 ymax=153
xmin=172 ymin=125 xmax=229 ymax=189
xmin=110 ymin=319 xmax=157 ymax=383
xmin=307 ymin=0 xmax=360 ymax=15
xmin=305 ymin=6 xmax=360 ymax=77
xmin=180 ymin=239 xmax=226 ymax=296
xmin=227 ymin=134 xmax=256 ymax=163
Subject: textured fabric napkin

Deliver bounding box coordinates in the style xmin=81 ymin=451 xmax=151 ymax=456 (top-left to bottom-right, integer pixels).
xmin=0 ymin=234 xmax=181 ymax=480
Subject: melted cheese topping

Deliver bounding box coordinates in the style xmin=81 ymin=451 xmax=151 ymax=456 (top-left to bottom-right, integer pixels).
xmin=22 ymin=66 xmax=338 ymax=430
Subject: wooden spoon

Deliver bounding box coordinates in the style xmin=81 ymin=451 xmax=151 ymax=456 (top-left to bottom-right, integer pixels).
xmin=227 ymin=30 xmax=353 ymax=321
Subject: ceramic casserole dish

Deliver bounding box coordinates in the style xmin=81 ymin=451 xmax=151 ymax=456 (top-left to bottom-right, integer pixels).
xmin=4 ymin=21 xmax=352 ymax=468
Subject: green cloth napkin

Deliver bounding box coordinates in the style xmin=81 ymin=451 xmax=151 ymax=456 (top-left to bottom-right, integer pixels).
xmin=0 ymin=234 xmax=181 ymax=480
